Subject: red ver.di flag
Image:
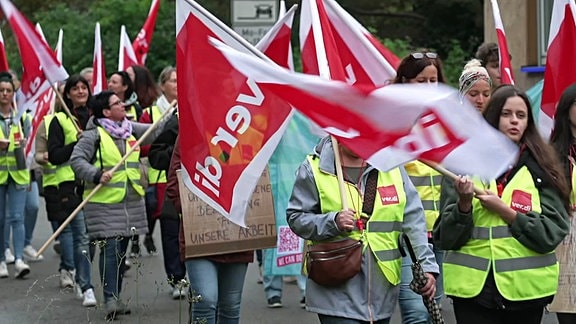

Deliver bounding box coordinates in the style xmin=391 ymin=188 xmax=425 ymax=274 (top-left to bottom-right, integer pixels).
xmin=176 ymin=0 xmax=292 ymax=226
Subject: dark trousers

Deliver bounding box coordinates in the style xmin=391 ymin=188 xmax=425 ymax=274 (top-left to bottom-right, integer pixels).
xmin=160 ymin=217 xmax=186 ymax=285
xmin=453 ymin=298 xmax=544 ymax=324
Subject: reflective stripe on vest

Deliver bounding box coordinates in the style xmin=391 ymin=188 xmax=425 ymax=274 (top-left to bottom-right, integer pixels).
xmin=404 ymin=160 xmax=442 ymax=231
xmin=145 ymin=106 xmax=166 ymax=184
xmin=43 ymin=113 xmax=77 ymax=187
xmin=307 ymin=155 xmax=406 ymax=285
xmin=0 ymin=117 xmax=29 ymax=185
xmin=443 ymin=166 xmax=559 ymax=301
xmin=83 ymin=128 xmax=144 ymax=203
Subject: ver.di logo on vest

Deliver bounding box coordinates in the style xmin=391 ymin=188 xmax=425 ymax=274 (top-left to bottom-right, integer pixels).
xmin=378 ymin=185 xmax=399 ymax=205
xmin=510 ymin=190 xmax=532 ymax=213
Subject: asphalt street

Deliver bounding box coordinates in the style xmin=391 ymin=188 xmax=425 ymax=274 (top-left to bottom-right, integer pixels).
xmin=0 ymin=198 xmax=560 ymax=323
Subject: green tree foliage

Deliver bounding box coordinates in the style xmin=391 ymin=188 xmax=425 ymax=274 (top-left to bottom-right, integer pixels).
xmin=2 ymin=0 xmax=175 ymax=80
xmin=1 ymin=0 xmax=478 ymax=87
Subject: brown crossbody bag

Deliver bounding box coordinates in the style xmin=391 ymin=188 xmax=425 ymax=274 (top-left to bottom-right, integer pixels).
xmin=306 ymin=169 xmax=378 ymax=287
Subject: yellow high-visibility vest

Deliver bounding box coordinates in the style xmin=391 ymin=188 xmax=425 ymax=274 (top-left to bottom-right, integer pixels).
xmin=443 ymin=166 xmax=558 ymax=301
xmin=405 ymin=160 xmax=442 ymax=231
xmin=83 ymin=127 xmax=144 ymax=203
xmin=307 ymin=156 xmax=406 ymax=285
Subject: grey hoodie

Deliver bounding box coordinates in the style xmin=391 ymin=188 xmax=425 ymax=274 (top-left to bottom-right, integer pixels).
xmin=286 ymin=137 xmax=438 ymax=321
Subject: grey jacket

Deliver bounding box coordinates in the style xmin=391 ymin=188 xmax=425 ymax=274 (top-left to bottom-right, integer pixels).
xmin=71 ymin=117 xmax=167 ymax=239
xmin=286 ymin=137 xmax=438 ymax=321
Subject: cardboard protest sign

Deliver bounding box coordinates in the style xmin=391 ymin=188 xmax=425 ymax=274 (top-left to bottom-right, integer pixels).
xmin=178 ymin=169 xmax=277 ymax=258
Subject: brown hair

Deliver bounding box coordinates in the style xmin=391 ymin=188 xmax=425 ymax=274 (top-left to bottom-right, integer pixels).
xmin=483 ymin=85 xmax=571 ymax=211
xmin=393 ymin=51 xmax=446 ymax=84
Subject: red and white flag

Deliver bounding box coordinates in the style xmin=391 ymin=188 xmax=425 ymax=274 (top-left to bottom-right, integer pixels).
xmin=300 ymin=0 xmax=399 ymax=86
xmin=299 ymin=0 xmax=346 ymax=81
xmin=176 ymin=0 xmax=293 ymax=226
xmin=490 ymin=0 xmax=515 ymax=85
xmin=0 ymin=29 xmax=9 ymax=72
xmin=322 ymin=0 xmax=399 ymax=86
xmin=540 ymin=0 xmax=576 ymax=137
xmin=132 ymin=0 xmax=160 ymax=65
xmin=256 ymin=4 xmax=296 ymax=70
xmin=93 ymin=22 xmax=107 ymax=94
xmin=213 ymin=39 xmax=519 ymax=180
xmin=23 ymin=24 xmax=61 ymax=158
xmin=0 ymin=0 xmax=68 ymax=117
xmin=118 ymin=25 xmax=138 ymax=71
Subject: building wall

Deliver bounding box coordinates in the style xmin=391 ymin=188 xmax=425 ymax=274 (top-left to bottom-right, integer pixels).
xmin=483 ymin=0 xmax=542 ymax=91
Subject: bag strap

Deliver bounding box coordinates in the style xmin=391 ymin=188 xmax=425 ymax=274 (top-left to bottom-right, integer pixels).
xmin=361 ymin=169 xmax=378 ymax=216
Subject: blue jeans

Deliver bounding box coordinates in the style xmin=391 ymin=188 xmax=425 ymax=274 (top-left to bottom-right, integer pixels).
xmin=185 ymin=259 xmax=248 ymax=324
xmin=318 ymin=314 xmax=390 ymax=324
xmin=98 ymin=236 xmax=129 ymax=302
xmin=263 ymin=275 xmax=306 ymax=299
xmin=24 ymin=181 xmax=39 ymax=246
xmin=58 ymin=211 xmax=93 ymax=291
xmin=4 ymin=181 xmax=39 ymax=248
xmin=159 ymin=217 xmax=186 ymax=285
xmin=0 ymin=179 xmax=28 ymax=261
xmin=398 ymin=247 xmax=445 ymax=324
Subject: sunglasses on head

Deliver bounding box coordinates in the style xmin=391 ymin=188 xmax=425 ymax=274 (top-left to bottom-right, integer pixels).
xmin=411 ymin=52 xmax=438 ymax=59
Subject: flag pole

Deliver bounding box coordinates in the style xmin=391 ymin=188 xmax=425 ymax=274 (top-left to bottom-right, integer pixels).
xmin=36 ymin=100 xmax=177 ymax=257
xmin=419 ymin=159 xmax=486 ymax=196
xmin=307 ymin=0 xmax=349 ymax=208
xmin=51 ymin=83 xmax=82 ymax=133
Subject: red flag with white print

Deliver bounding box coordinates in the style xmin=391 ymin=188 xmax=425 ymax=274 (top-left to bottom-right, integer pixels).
xmin=212 ymin=38 xmax=519 ymax=181
xmin=0 ymin=28 xmax=9 ymax=72
xmin=256 ymin=4 xmax=296 ymax=70
xmin=132 ymin=0 xmax=160 ymax=65
xmin=176 ymin=0 xmax=293 ymax=226
xmin=118 ymin=25 xmax=138 ymax=71
xmin=540 ymin=0 xmax=576 ymax=137
xmin=490 ymin=0 xmax=515 ymax=85
xmin=93 ymin=22 xmax=107 ymax=94
xmin=23 ymin=24 xmax=61 ymax=158
xmin=0 ymin=0 xmax=68 ymax=115
xmin=322 ymin=0 xmax=399 ymax=86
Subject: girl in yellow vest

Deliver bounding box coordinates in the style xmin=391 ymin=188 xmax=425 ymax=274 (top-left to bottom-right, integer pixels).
xmin=549 ymin=83 xmax=576 ymax=324
xmin=70 ymin=90 xmax=168 ymax=320
xmin=434 ymin=85 xmax=571 ymax=324
xmin=0 ymin=71 xmax=31 ymax=279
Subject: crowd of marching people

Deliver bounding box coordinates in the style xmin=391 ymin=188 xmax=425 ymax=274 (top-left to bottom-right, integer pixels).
xmin=0 ymin=4 xmax=576 ymax=322
xmin=1 ymin=39 xmax=576 ymax=324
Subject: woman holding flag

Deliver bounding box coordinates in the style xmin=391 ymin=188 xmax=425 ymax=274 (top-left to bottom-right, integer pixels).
xmin=434 ymin=85 xmax=570 ymax=324
xmin=0 ymin=71 xmax=31 ymax=279
xmin=549 ymin=83 xmax=576 ymax=324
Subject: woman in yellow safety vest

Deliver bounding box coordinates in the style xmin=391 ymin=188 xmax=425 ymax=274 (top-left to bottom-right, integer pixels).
xmin=434 ymin=85 xmax=571 ymax=324
xmin=70 ymin=90 xmax=168 ymax=320
xmin=393 ymin=51 xmax=446 ymax=323
xmin=0 ymin=71 xmax=31 ymax=279
xmin=549 ymin=83 xmax=576 ymax=324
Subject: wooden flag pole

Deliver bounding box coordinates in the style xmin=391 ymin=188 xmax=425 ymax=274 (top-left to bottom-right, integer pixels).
xmin=331 ymin=136 xmax=348 ymax=210
xmin=419 ymin=159 xmax=486 ymax=196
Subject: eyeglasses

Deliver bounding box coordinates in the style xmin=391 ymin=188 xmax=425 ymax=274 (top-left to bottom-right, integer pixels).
xmin=108 ymin=100 xmax=124 ymax=108
xmin=411 ymin=52 xmax=438 ymax=59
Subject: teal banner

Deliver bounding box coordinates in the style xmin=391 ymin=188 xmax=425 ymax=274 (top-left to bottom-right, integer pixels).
xmin=264 ymin=112 xmax=319 ymax=276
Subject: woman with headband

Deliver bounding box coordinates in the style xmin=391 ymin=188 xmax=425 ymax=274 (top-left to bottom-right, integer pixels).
xmin=459 ymin=59 xmax=492 ymax=113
